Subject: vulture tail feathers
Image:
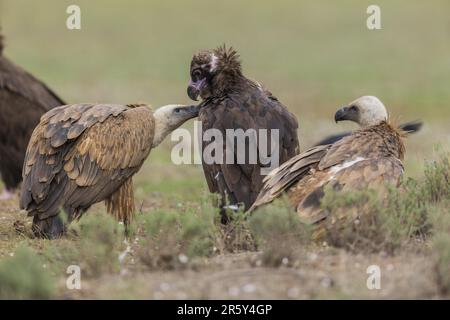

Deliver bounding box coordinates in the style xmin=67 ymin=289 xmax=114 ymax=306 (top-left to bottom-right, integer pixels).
xmin=398 ymin=120 xmax=423 ymax=133
xmin=105 ymin=177 xmax=135 ymax=225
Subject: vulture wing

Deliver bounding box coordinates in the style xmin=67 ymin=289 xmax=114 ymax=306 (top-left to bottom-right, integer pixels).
xmin=251 ymin=124 xmax=404 ymax=226
xmin=20 ymin=103 xmax=155 ymax=227
xmin=0 ymin=54 xmax=65 ymax=190
xmin=200 ymin=90 xmax=299 ymax=214
xmin=249 ymin=144 xmax=330 ymax=211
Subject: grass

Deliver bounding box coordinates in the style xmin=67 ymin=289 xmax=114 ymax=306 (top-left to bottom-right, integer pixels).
xmin=1 ymin=154 xmax=449 ymax=298
xmin=43 ymin=212 xmax=125 ymax=278
xmin=428 ymin=200 xmax=450 ymax=294
xmin=0 ymin=0 xmax=449 ymax=299
xmin=0 ymin=246 xmax=55 ymax=299
xmin=248 ymin=200 xmax=311 ymax=267
xmin=133 ymin=200 xmax=217 ymax=270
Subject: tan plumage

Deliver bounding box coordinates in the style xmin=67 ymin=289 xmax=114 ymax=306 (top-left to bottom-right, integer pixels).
xmin=20 ymin=103 xmax=199 ymax=238
xmin=250 ymin=96 xmax=406 ymax=237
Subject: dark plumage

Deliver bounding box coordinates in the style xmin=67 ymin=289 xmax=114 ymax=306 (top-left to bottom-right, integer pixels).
xmin=20 ymin=103 xmax=199 ymax=238
xmin=187 ymin=46 xmax=299 ymax=220
xmin=0 ymin=33 xmax=65 ymax=198
xmin=250 ymin=96 xmax=406 ymax=239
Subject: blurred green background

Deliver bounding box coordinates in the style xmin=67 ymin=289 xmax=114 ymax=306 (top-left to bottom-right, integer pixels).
xmin=1 ymin=0 xmax=449 ymax=200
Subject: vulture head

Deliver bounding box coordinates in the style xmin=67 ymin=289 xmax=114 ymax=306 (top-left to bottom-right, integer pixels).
xmin=187 ymin=45 xmax=242 ymax=101
xmin=335 ymin=96 xmax=388 ymax=127
xmin=152 ymin=104 xmax=200 ymax=147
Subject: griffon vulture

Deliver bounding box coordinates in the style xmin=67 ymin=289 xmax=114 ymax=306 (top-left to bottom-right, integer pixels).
xmin=249 ymin=96 xmax=406 ymax=228
xmin=20 ymin=103 xmax=199 ymax=238
xmin=0 ymin=32 xmax=65 ymax=199
xmin=187 ymin=45 xmax=299 ymax=221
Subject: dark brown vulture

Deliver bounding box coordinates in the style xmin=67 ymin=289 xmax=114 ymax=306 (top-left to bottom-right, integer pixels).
xmin=249 ymin=96 xmax=406 ymax=236
xmin=0 ymin=32 xmax=65 ymax=199
xmin=20 ymin=103 xmax=199 ymax=238
xmin=187 ymin=45 xmax=299 ymax=221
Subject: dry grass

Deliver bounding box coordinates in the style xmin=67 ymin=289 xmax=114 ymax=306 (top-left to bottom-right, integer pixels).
xmin=0 ymin=0 xmax=450 ymax=299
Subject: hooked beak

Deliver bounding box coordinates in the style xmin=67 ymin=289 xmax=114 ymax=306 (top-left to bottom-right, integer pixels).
xmin=334 ymin=106 xmax=351 ymax=123
xmin=334 ymin=107 xmax=348 ymax=123
xmin=171 ymin=104 xmax=201 ymax=120
xmin=184 ymin=104 xmax=201 ymax=117
xmin=187 ymin=78 xmax=205 ymax=101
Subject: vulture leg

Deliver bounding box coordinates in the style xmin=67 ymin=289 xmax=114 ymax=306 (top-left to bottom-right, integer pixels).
xmin=214 ymin=172 xmax=239 ymax=224
xmin=32 ymin=214 xmax=65 ymax=239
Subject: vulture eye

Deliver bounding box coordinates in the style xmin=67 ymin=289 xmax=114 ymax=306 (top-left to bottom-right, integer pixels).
xmin=174 ymin=108 xmax=181 ymax=113
xmin=192 ymin=69 xmax=202 ymax=78
xmin=349 ymin=105 xmax=358 ymax=112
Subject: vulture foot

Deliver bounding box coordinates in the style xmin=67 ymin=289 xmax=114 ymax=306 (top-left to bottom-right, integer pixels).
xmin=32 ymin=215 xmax=66 ymax=239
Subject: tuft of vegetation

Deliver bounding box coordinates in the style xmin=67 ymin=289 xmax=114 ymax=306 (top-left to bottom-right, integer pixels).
xmin=44 ymin=212 xmax=125 ymax=278
xmin=422 ymin=151 xmax=450 ymax=202
xmin=0 ymin=246 xmax=55 ymax=299
xmin=428 ymin=201 xmax=450 ymax=295
xmin=216 ymin=207 xmax=256 ymax=253
xmin=135 ymin=201 xmax=216 ymax=270
xmin=320 ymin=185 xmax=426 ymax=253
xmin=248 ymin=199 xmax=310 ymax=267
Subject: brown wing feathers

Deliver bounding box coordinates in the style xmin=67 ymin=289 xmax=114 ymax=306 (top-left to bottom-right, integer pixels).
xmin=249 ymin=144 xmax=330 ymax=211
xmin=20 ymin=104 xmax=155 ymax=233
xmin=251 ymin=122 xmax=406 ymax=229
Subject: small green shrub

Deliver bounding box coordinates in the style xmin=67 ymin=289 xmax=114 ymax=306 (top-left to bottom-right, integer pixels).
xmin=0 ymin=246 xmax=55 ymax=299
xmin=422 ymin=151 xmax=450 ymax=202
xmin=248 ymin=199 xmax=310 ymax=267
xmin=428 ymin=201 xmax=450 ymax=295
xmin=320 ymin=182 xmax=430 ymax=253
xmin=44 ymin=212 xmax=125 ymax=278
xmin=216 ymin=207 xmax=256 ymax=253
xmin=135 ymin=201 xmax=216 ymax=270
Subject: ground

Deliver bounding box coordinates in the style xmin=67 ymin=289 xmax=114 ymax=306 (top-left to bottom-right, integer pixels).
xmin=0 ymin=0 xmax=449 ymax=299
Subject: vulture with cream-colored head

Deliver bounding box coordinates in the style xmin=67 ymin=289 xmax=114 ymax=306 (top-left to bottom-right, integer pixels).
xmin=188 ymin=45 xmax=299 ymax=221
xmin=20 ymin=103 xmax=199 ymax=238
xmin=249 ymin=96 xmax=406 ymax=230
xmin=0 ymin=32 xmax=65 ymax=199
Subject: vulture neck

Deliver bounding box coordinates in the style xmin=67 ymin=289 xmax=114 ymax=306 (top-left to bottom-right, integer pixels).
xmin=211 ymin=69 xmax=249 ymax=96
xmin=152 ymin=116 xmax=172 ymax=148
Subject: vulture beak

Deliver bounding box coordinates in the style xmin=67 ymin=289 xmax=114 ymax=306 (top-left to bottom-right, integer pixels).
xmin=187 ymin=78 xmax=205 ymax=101
xmin=334 ymin=106 xmax=350 ymax=123
xmin=183 ymin=104 xmax=201 ymax=117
